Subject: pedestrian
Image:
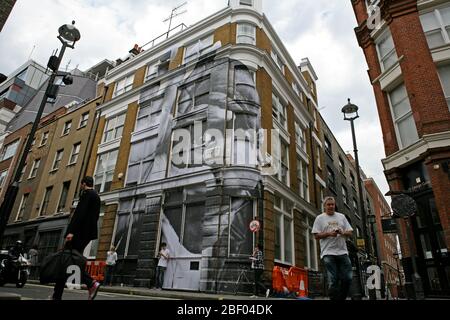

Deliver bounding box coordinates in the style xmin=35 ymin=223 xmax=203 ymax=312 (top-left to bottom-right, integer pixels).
xmin=52 ymin=176 xmax=101 ymax=300
xmin=104 ymin=246 xmax=118 ymax=286
xmin=312 ymin=196 xmax=354 ymax=301
xmin=250 ymin=244 xmax=270 ymax=298
xmin=154 ymin=242 xmax=169 ymax=289
xmin=28 ymin=244 xmax=39 ymax=280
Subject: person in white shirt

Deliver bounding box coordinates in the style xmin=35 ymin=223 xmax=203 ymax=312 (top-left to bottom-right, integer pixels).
xmin=312 ymin=196 xmax=354 ymax=300
xmin=155 ymin=242 xmax=170 ymax=289
xmin=105 ymin=246 xmax=118 ymax=286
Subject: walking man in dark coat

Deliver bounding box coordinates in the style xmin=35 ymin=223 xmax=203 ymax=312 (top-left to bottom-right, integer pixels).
xmin=52 ymin=176 xmax=101 ymax=300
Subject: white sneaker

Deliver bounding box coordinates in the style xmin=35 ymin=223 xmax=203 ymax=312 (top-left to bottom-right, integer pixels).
xmin=250 ymin=295 xmax=258 ymax=298
xmin=266 ymin=289 xmax=270 ymax=298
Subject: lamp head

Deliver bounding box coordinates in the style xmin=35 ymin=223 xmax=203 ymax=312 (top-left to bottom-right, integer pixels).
xmin=342 ymin=99 xmax=360 ymax=121
xmin=58 ymin=21 xmax=81 ymax=43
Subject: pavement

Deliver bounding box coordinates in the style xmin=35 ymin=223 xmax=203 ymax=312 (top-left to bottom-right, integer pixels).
xmin=24 ymin=280 xmax=296 ymax=301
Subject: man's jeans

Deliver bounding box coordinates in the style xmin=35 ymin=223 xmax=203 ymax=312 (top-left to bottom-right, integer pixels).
xmin=155 ymin=266 xmax=166 ymax=289
xmin=323 ymin=254 xmax=353 ymax=301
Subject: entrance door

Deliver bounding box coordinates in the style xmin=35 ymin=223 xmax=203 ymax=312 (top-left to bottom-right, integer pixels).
xmin=160 ymin=195 xmax=205 ymax=291
xmin=413 ymin=193 xmax=450 ymax=297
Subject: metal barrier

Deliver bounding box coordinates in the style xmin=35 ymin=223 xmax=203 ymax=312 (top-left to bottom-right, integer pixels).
xmin=85 ymin=261 xmax=106 ymax=283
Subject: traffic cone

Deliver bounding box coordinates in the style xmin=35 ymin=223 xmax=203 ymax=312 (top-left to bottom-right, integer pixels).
xmin=297 ymin=275 xmax=307 ymax=298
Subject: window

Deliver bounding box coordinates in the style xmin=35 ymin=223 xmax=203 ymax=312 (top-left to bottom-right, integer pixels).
xmin=177 ymin=76 xmax=210 ymax=115
xmin=184 ymin=34 xmax=214 ymax=64
xmin=62 ymin=121 xmax=72 ymax=135
xmin=16 ymin=68 xmax=27 ymax=82
xmin=272 ymin=93 xmax=287 ymax=129
xmin=146 ymin=58 xmax=169 ymax=81
xmin=234 ymin=66 xmax=256 ymax=101
xmin=19 ymin=164 xmax=26 ymax=182
xmin=57 ymin=181 xmax=71 ymax=212
xmin=274 ymin=195 xmax=294 ymax=265
xmin=324 ymin=136 xmax=332 ymax=156
xmin=376 ymin=30 xmax=398 ymax=71
xmin=278 ymin=140 xmax=289 ymax=186
xmin=29 ymin=159 xmax=41 ymax=179
xmin=94 ymin=150 xmax=118 ymax=193
xmin=103 ymin=113 xmax=126 ymax=143
xmin=136 ymin=96 xmax=163 ymax=132
xmin=389 ymin=83 xmax=419 ymax=149
xmin=240 ymin=0 xmax=253 ymax=5
xmin=420 ymin=6 xmax=450 ymax=49
xmin=68 ymin=143 xmax=81 ymax=165
xmin=52 ymin=150 xmax=64 ymax=171
xmin=437 ymin=64 xmax=450 ymax=111
xmin=0 ymin=170 xmax=8 ymax=188
xmin=350 ymin=172 xmax=356 ymax=189
xmin=237 ymin=23 xmax=256 ymax=45
xmin=297 ymin=158 xmax=309 ymax=201
xmin=114 ymin=75 xmax=134 ymax=97
xmin=171 ymin=121 xmax=207 ymax=170
xmin=79 ymin=112 xmax=89 ymax=128
xmin=271 ymin=50 xmax=284 ymax=73
xmin=342 ymin=185 xmax=349 ymax=206
xmin=229 ymin=198 xmax=255 ymax=256
xmin=127 ymin=138 xmax=156 ymax=186
xmin=339 ymin=157 xmax=346 ymax=175
xmin=295 ymin=122 xmax=307 ymax=152
xmin=16 ymin=193 xmax=29 ymax=221
xmin=40 ymin=186 xmax=53 ymax=216
xmin=316 ymin=145 xmax=322 ymax=169
xmin=353 ymin=198 xmax=358 ymax=213
xmin=327 ymin=166 xmax=336 ymax=191
xmin=304 ymin=216 xmax=318 ymax=270
xmin=0 ymin=140 xmax=19 ymax=161
xmin=40 ymin=132 xmax=49 ymax=146
xmin=293 ymin=83 xmax=302 ymax=98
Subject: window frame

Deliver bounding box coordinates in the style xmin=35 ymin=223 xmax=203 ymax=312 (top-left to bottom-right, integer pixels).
xmin=28 ymin=158 xmax=41 ymax=179
xmin=375 ymin=29 xmax=398 ymax=72
xmin=103 ymin=113 xmax=126 ymax=143
xmin=15 ymin=193 xmax=29 ymax=222
xmin=78 ymin=112 xmax=90 ymax=129
xmin=68 ymin=143 xmax=81 ymax=165
xmin=62 ymin=120 xmax=72 ymax=136
xmin=274 ymin=195 xmax=295 ymax=266
xmin=114 ymin=74 xmax=135 ymax=97
xmin=52 ymin=149 xmax=64 ymax=171
xmin=237 ymin=23 xmax=256 ymax=45
xmin=94 ymin=149 xmax=119 ymax=193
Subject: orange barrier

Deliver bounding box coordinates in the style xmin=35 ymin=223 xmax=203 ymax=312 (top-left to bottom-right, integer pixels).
xmin=86 ymin=261 xmax=106 ymax=282
xmin=272 ymin=266 xmax=309 ymax=297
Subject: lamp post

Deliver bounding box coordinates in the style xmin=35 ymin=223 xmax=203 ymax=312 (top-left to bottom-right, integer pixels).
xmin=0 ymin=22 xmax=80 ymax=247
xmin=342 ymin=99 xmax=371 ymax=300
xmin=393 ymin=251 xmax=403 ymax=299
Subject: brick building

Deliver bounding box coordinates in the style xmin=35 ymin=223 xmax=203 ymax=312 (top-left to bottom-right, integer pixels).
xmin=0 ymin=0 xmax=16 ymax=32
xmin=352 ymin=0 xmax=450 ymax=297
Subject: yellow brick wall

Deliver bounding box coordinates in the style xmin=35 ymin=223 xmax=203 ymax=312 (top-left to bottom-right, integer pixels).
xmin=169 ymin=47 xmax=184 ymax=71
xmin=86 ymin=116 xmax=106 ymax=177
xmin=133 ymin=65 xmax=147 ymax=89
xmin=256 ymin=27 xmax=271 ymax=53
xmin=257 ymin=68 xmax=273 ymax=154
xmin=111 ymin=102 xmax=139 ymax=190
xmin=214 ymin=23 xmax=237 ymax=46
xmin=97 ymin=204 xmax=119 ymax=260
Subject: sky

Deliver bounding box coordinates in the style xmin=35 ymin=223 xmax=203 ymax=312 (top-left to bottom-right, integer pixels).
xmin=0 ymin=0 xmax=390 ymax=205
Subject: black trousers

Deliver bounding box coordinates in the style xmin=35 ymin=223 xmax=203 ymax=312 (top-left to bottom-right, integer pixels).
xmin=52 ymin=240 xmax=94 ymax=300
xmin=253 ymin=269 xmax=266 ymax=296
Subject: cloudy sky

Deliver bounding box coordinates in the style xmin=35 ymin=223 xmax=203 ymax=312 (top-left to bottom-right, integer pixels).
xmin=0 ymin=0 xmax=390 ymax=202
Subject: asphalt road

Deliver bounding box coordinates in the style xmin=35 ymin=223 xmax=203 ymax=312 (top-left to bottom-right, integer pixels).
xmin=0 ymin=283 xmax=175 ymax=300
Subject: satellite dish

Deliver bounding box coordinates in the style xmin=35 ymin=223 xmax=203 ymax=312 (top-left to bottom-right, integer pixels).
xmin=391 ymin=194 xmax=418 ymax=218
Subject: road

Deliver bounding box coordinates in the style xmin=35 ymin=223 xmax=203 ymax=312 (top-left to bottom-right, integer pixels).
xmin=0 ymin=283 xmax=176 ymax=300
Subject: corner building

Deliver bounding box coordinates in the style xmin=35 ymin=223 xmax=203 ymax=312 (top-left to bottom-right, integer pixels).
xmin=352 ymin=0 xmax=450 ymax=297
xmin=88 ymin=0 xmax=330 ymax=293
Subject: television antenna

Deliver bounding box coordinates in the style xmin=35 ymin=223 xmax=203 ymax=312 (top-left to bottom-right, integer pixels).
xmin=163 ymin=2 xmax=187 ymax=39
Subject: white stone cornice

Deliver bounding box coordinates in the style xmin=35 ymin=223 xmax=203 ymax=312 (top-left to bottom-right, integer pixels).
xmin=382 ymin=131 xmax=450 ymax=170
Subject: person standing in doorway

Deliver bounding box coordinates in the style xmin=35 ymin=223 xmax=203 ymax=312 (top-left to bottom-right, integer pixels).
xmin=250 ymin=244 xmax=270 ymax=298
xmin=155 ymin=242 xmax=169 ymax=290
xmin=104 ymin=246 xmax=118 ymax=286
xmin=52 ymin=176 xmax=101 ymax=300
xmin=312 ymin=196 xmax=354 ymax=301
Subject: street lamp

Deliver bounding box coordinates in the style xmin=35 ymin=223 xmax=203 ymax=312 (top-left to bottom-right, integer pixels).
xmin=342 ymin=99 xmax=371 ymax=300
xmin=0 ymin=22 xmax=81 ymax=247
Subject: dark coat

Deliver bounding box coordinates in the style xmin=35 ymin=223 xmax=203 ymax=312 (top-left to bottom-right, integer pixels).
xmin=65 ymin=189 xmax=101 ymax=247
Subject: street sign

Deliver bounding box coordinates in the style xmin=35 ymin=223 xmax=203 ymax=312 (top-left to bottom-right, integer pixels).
xmin=381 ymin=218 xmax=398 ymax=234
xmin=249 ymin=220 xmax=261 ymax=233
xmin=391 ymin=194 xmax=418 ymax=218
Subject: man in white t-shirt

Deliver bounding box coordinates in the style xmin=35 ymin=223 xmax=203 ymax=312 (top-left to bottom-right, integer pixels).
xmin=155 ymin=242 xmax=170 ymax=289
xmin=312 ymin=196 xmax=354 ymax=300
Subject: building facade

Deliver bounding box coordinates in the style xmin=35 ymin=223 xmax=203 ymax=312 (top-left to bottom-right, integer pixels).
xmin=0 ymin=0 xmax=16 ymax=32
xmin=84 ymin=0 xmax=329 ymax=293
xmin=352 ymin=0 xmax=450 ymax=297
xmin=2 ymin=97 xmax=102 ymax=262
